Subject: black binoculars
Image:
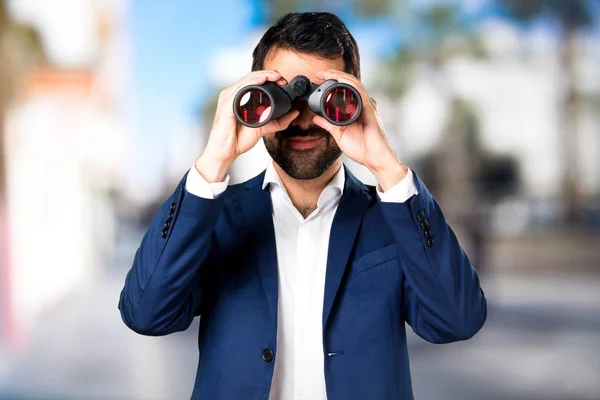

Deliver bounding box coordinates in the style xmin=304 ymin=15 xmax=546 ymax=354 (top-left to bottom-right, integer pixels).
xmin=233 ymin=75 xmax=362 ymax=128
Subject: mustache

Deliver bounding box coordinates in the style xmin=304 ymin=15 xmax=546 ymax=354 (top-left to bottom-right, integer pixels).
xmin=276 ymin=124 xmax=329 ymax=140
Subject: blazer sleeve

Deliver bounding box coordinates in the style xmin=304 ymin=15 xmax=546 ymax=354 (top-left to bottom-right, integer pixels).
xmin=118 ymin=170 xmax=225 ymax=336
xmin=378 ymin=172 xmax=487 ymax=344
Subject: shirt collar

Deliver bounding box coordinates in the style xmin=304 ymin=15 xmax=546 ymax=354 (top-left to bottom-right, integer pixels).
xmin=261 ymin=160 xmax=345 ymax=197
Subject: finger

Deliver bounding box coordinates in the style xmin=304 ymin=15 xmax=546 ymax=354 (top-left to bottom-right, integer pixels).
xmin=369 ymin=96 xmax=377 ymax=109
xmin=316 ymin=70 xmax=360 ymax=86
xmin=316 ymin=70 xmax=370 ymax=103
xmin=312 ymin=115 xmax=346 ymax=144
xmin=275 ymin=76 xmax=288 ymax=86
xmin=258 ymin=109 xmax=300 ymax=137
xmin=232 ymin=74 xmax=278 ymax=94
xmin=230 ymin=70 xmax=282 ymax=95
xmin=241 ymin=69 xmax=281 ymax=83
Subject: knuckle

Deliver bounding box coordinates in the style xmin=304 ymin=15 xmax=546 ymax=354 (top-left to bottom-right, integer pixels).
xmin=218 ymin=88 xmax=230 ymax=99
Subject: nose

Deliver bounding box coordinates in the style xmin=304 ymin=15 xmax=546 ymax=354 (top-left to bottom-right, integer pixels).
xmin=290 ymin=99 xmax=315 ymax=130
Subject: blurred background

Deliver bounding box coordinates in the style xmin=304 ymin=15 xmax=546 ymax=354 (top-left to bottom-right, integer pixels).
xmin=0 ymin=0 xmax=599 ymax=399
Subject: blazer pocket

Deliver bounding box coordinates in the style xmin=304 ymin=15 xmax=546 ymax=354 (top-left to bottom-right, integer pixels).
xmin=349 ymin=243 xmax=398 ymax=277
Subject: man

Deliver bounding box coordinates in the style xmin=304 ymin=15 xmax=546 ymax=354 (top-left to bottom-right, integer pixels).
xmin=119 ymin=12 xmax=487 ymax=400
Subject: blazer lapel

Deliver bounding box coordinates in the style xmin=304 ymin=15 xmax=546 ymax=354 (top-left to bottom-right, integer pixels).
xmin=322 ymin=165 xmax=371 ymax=329
xmin=239 ymin=166 xmax=372 ymax=331
xmin=240 ymin=171 xmax=279 ymax=323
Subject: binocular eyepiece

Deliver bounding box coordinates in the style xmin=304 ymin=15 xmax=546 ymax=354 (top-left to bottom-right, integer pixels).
xmin=233 ymin=75 xmax=362 ymax=128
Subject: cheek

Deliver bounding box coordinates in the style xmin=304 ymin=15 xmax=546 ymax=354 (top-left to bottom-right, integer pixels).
xmin=264 ymin=134 xmax=285 ymax=150
xmin=263 ymin=133 xmax=277 ymax=143
xmin=262 ymin=135 xmax=274 ymax=147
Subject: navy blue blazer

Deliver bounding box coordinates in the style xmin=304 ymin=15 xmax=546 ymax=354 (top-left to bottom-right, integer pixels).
xmin=119 ymin=165 xmax=487 ymax=400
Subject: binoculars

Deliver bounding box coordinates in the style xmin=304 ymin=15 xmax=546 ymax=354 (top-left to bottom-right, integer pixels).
xmin=233 ymin=75 xmax=362 ymax=128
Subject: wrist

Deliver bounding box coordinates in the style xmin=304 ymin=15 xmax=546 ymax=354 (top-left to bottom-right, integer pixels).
xmin=369 ymin=157 xmax=408 ymax=192
xmin=194 ymin=154 xmax=232 ymax=183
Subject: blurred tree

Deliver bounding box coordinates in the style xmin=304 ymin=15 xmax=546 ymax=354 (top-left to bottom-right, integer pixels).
xmin=498 ymin=0 xmax=596 ymax=221
xmin=352 ymin=0 xmax=394 ymax=18
xmin=262 ymin=0 xmax=396 ymax=24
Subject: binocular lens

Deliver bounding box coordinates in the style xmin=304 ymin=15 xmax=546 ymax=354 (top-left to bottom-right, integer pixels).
xmin=235 ymin=88 xmax=272 ymax=125
xmin=323 ymin=87 xmax=360 ymax=124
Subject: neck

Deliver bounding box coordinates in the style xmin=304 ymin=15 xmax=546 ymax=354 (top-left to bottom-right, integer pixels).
xmin=273 ymin=158 xmax=342 ymax=218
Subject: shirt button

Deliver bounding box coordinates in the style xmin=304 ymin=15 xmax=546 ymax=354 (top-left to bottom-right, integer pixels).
xmin=261 ymin=348 xmax=274 ymax=362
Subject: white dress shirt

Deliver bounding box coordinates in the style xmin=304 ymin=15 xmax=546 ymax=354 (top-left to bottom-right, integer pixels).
xmin=185 ymin=160 xmax=418 ymax=400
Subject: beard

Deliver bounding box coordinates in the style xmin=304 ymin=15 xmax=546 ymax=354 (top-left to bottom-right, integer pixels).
xmin=263 ymin=124 xmax=342 ymax=180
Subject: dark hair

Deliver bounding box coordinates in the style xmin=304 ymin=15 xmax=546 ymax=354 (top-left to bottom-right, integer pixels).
xmin=251 ymin=12 xmax=361 ymax=79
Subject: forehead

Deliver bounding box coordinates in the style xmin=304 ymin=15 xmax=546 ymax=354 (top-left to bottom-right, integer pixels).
xmin=263 ymin=47 xmax=345 ymax=84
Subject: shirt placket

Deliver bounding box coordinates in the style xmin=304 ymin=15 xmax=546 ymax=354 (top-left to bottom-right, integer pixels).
xmin=294 ymin=217 xmax=314 ymax=400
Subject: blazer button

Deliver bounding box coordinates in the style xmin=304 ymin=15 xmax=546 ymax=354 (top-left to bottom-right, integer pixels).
xmin=164 ymin=220 xmax=171 ymax=229
xmin=170 ymin=203 xmax=176 ymax=211
xmin=424 ymin=230 xmax=433 ymax=239
xmin=417 ymin=211 xmax=425 ymax=222
xmin=420 ymin=220 xmax=430 ymax=231
xmin=427 ymin=238 xmax=435 ymax=247
xmin=161 ymin=229 xmax=168 ymax=238
xmin=262 ymin=348 xmax=274 ymax=363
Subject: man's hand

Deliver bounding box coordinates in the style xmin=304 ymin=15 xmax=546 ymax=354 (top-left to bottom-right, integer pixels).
xmin=195 ymin=70 xmax=300 ymax=183
xmin=313 ymin=70 xmax=408 ymax=191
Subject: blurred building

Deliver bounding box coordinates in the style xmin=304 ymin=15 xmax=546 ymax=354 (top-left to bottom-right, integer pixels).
xmin=393 ymin=20 xmax=600 ymax=233
xmin=0 ymin=0 xmax=130 ymax=353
